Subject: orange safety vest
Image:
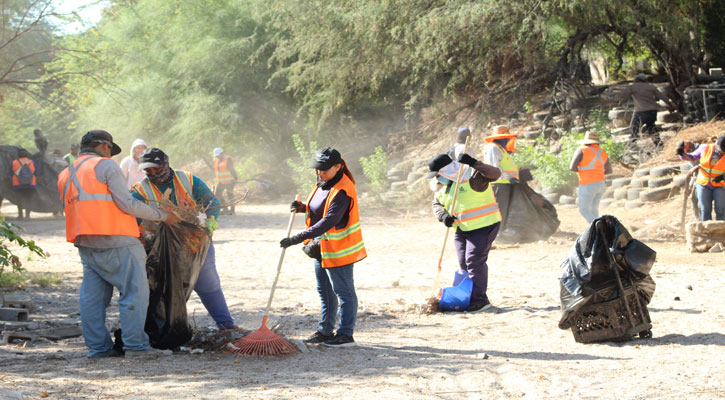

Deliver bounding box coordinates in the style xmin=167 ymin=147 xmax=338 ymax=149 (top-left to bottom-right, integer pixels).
xmin=577 ymin=145 xmax=608 ymax=186
xmin=214 ymin=156 xmax=234 ymax=185
xmin=696 ymin=144 xmax=725 ymax=187
xmin=132 ymin=170 xmax=196 ymax=235
xmin=304 ymin=174 xmax=367 ymax=268
xmin=57 ymin=154 xmax=140 ymax=243
xmin=11 ymin=158 xmax=37 ymax=188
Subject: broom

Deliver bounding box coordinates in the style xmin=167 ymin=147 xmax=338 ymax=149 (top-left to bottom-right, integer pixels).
xmin=224 ymin=195 xmax=301 ymax=357
xmin=425 ymin=137 xmax=470 ymax=313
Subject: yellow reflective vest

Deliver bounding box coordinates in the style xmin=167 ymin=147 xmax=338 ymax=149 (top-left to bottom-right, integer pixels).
xmin=435 ymin=174 xmax=502 ymax=231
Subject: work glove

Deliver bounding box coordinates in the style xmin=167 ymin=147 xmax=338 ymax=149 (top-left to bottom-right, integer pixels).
xmin=290 ymin=200 xmax=305 ymax=213
xmin=713 ymin=174 xmax=725 ymax=183
xmin=509 ymin=177 xmax=519 ymax=184
xmin=439 ymin=211 xmax=457 ymax=228
xmin=456 ymin=153 xmax=478 ymax=167
xmin=207 ymin=216 xmax=219 ymax=235
xmin=280 ymin=233 xmax=305 ymax=248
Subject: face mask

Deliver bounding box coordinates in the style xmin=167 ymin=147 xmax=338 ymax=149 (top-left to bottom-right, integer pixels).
xmin=148 ymin=162 xmax=173 ymax=186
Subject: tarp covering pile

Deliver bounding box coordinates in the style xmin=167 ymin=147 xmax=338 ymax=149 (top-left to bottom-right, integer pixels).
xmin=144 ymin=222 xmax=211 ymax=349
xmin=558 ymin=215 xmax=656 ymax=329
xmin=493 ymin=182 xmax=560 ymax=244
xmin=0 ymin=145 xmax=62 ymax=213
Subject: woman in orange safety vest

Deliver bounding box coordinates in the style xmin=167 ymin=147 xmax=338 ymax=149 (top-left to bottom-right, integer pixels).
xmin=569 ymin=131 xmax=612 ymax=223
xmin=280 ymin=147 xmax=366 ymax=348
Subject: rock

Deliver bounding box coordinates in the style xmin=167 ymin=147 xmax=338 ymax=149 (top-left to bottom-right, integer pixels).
xmin=674 ymin=296 xmax=681 ymax=301
xmin=630 ymin=178 xmax=649 ymax=188
xmin=686 ymin=285 xmax=693 ymax=291
xmin=559 ymin=195 xmax=576 ymax=205
xmin=627 ymin=188 xmax=643 ymax=201
xmin=613 ymin=188 xmax=628 ymax=200
xmin=640 ymin=187 xmax=674 ymax=202
xmin=611 ymin=178 xmax=631 ymax=188
xmin=633 ymin=168 xmax=651 ymax=177
xmin=406 ymin=171 xmax=424 ymax=184
xmin=543 ymin=193 xmax=560 ymax=204
xmin=0 ymin=389 xmax=23 ymax=400
xmin=687 ymin=221 xmax=725 ymax=253
xmin=650 ymin=165 xmax=680 ymax=177
xmin=625 ymin=200 xmax=643 ymax=209
xmin=540 ymin=187 xmax=557 ymax=195
xmin=648 ymin=177 xmax=673 ymax=188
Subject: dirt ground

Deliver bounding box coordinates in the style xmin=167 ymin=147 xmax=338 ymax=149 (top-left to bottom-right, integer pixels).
xmin=0 ymin=197 xmax=722 ymax=400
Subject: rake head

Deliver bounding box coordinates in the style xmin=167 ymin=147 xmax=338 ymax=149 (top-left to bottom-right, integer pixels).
xmin=223 ymin=318 xmax=299 ymax=358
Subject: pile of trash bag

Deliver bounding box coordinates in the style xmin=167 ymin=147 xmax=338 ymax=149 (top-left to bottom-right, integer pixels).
xmin=494 ymin=181 xmax=560 ymax=244
xmin=144 ymin=222 xmax=211 ymax=349
xmin=558 ymin=215 xmax=656 ymax=329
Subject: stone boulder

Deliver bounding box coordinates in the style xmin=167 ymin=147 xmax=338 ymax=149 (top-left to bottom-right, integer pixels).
xmin=686 ymin=221 xmax=725 ymax=253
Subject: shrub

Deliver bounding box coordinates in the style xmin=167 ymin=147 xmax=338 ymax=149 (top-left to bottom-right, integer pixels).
xmin=0 ymin=218 xmax=46 ymax=278
xmin=285 ymin=134 xmax=319 ymax=193
xmin=359 ymin=146 xmax=389 ymax=196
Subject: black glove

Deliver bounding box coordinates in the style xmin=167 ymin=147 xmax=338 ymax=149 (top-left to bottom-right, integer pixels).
xmin=280 ymin=233 xmax=305 ymax=248
xmin=290 ymin=200 xmax=305 ymax=213
xmin=713 ymin=175 xmax=724 ymax=183
xmin=676 ymin=141 xmax=685 ymax=156
xmin=439 ymin=212 xmax=457 ymax=227
xmin=457 ymin=153 xmax=478 ymax=166
xmin=509 ymin=177 xmax=519 ymax=184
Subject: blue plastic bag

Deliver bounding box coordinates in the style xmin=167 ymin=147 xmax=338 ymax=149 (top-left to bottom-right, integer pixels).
xmin=439 ymin=271 xmax=473 ymax=311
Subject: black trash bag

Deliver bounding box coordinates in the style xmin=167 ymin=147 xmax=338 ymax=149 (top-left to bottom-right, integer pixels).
xmin=144 ymin=221 xmax=211 ymax=349
xmin=558 ymin=215 xmax=656 ymax=329
xmin=494 ymin=182 xmax=560 ymax=244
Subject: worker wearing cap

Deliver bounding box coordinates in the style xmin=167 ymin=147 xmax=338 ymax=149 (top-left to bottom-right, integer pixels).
xmin=57 ymin=130 xmax=181 ymax=358
xmin=448 ymin=128 xmax=472 ymax=161
xmin=212 ymin=147 xmax=238 ymax=215
xmin=132 ymin=148 xmax=237 ymax=329
xmin=569 ymin=131 xmax=613 ymax=223
xmin=428 ymin=152 xmax=502 ymax=312
xmin=482 ymin=125 xmax=520 ymax=224
xmin=612 ymin=73 xmax=676 ymax=145
xmin=693 ymin=135 xmax=725 ymax=221
xmin=63 ymin=143 xmax=80 ymax=166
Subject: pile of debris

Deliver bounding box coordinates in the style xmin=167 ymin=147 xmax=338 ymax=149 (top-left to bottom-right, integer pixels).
xmin=0 ymin=293 xmax=81 ymax=345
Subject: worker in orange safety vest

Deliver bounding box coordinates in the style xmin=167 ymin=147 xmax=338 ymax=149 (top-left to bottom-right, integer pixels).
xmin=569 ymin=131 xmax=613 ymax=223
xmin=212 ymin=147 xmax=238 ymax=215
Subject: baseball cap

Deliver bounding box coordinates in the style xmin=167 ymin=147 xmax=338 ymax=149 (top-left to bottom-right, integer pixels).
xmin=309 ymin=147 xmax=342 ymax=170
xmin=81 ymin=130 xmax=122 ymax=156
xmin=138 ymin=147 xmax=168 ymax=170
xmin=213 ymin=147 xmax=223 ymax=157
xmin=426 ymin=154 xmax=453 ymax=178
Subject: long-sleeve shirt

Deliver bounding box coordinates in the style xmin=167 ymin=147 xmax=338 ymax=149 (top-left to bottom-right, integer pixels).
xmin=431 ymin=161 xmax=501 ymax=221
xmin=131 ymin=174 xmax=221 ymax=224
xmin=680 ymin=144 xmax=707 ymax=164
xmin=615 ymin=82 xmax=672 ymax=112
xmin=74 ymin=152 xmax=168 ymax=249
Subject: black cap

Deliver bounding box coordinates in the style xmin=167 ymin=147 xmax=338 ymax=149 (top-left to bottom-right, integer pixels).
xmin=309 ymin=147 xmax=342 ymax=170
xmin=138 ymin=147 xmax=168 ymax=170
xmin=81 ymin=130 xmax=122 ymax=156
xmin=716 ymin=135 xmax=725 ymax=152
xmin=426 ymin=154 xmax=453 ymax=178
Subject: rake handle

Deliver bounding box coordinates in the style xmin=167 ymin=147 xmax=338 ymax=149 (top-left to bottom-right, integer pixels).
xmin=262 ymin=194 xmax=300 ymax=320
xmin=434 ymin=136 xmax=470 ymax=292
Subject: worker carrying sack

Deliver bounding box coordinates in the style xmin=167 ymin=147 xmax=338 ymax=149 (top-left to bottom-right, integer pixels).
xmin=495 ymin=181 xmax=560 ymax=244
xmin=144 ymin=221 xmax=211 ymax=349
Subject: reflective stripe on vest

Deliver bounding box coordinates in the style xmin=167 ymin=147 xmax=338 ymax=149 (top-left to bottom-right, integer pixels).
xmin=57 ymin=154 xmax=139 ymax=242
xmin=696 ymin=144 xmax=725 ymax=187
xmin=304 ymin=174 xmax=367 ymax=268
xmin=491 ymin=143 xmax=519 ymax=184
xmin=577 ymin=145 xmax=608 ymax=185
xmin=214 ymin=156 xmax=234 ymax=185
xmin=436 ymin=181 xmax=501 ymax=231
xmin=11 ymin=158 xmax=36 ymax=188
xmin=133 ymin=170 xmax=196 ymax=235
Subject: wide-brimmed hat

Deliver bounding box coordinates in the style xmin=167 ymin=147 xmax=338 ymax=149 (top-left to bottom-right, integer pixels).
xmin=81 ymin=130 xmax=122 ymax=156
xmin=484 ymin=125 xmax=518 ymax=142
xmin=578 ymin=131 xmax=602 ymax=145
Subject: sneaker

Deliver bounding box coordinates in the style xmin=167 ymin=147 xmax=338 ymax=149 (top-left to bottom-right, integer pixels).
xmin=323 ymin=334 xmax=356 ymax=348
xmin=124 ymin=348 xmax=173 ymax=358
xmin=88 ymin=348 xmax=123 ymax=359
xmin=304 ymin=331 xmax=335 ymax=344
xmin=466 ymin=302 xmax=493 ymax=313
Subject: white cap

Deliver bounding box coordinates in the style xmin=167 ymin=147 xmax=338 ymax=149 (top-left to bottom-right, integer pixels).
xmin=213 ymin=147 xmax=223 ymax=157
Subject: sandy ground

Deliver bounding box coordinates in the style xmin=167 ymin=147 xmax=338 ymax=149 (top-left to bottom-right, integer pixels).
xmin=0 ymin=198 xmax=722 ymax=400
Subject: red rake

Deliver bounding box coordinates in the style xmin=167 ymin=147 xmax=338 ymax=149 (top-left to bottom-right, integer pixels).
xmin=224 ymin=195 xmax=301 ymax=358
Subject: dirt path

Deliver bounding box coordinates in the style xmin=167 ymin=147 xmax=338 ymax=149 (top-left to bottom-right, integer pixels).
xmin=0 ymin=200 xmax=722 ymax=399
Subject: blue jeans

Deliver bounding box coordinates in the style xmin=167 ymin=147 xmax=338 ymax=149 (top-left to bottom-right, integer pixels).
xmin=79 ymin=243 xmax=150 ymax=357
xmin=194 ymin=243 xmax=234 ymax=328
xmin=577 ymin=181 xmax=606 ymax=223
xmin=314 ymin=260 xmax=357 ymax=337
xmin=695 ymin=184 xmax=725 ymax=221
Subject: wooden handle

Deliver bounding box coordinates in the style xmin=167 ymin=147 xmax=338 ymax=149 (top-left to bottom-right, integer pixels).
xmin=263 ymin=194 xmax=300 ymax=318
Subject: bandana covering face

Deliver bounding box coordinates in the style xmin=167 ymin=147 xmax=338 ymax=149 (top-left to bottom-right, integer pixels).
xmin=147 ymin=160 xmax=174 ymax=186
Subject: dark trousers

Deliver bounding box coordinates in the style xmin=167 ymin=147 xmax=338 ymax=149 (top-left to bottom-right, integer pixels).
xmin=453 ymin=222 xmax=500 ymax=306
xmin=631 ymin=110 xmax=659 ymax=142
